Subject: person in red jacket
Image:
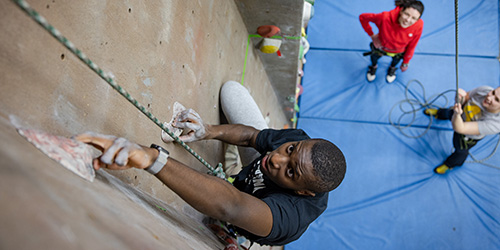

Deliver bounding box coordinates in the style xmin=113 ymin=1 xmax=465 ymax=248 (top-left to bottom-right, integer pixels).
xmin=359 ymin=0 xmax=424 ymax=83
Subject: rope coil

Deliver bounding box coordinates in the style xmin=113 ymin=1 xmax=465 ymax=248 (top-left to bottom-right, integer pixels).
xmin=389 ymin=79 xmax=455 ymax=138
xmin=390 ymin=80 xmax=499 ymax=169
xmin=391 ymin=0 xmax=498 ymax=169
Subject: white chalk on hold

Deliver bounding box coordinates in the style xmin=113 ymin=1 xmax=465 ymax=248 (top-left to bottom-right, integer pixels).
xmin=161 ymin=101 xmax=186 ymax=142
xmin=16 ymin=128 xmax=97 ymax=182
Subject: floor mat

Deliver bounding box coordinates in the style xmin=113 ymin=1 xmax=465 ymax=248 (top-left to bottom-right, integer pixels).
xmin=289 ymin=0 xmax=500 ymax=249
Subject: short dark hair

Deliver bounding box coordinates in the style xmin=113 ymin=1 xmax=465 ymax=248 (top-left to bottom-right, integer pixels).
xmin=307 ymin=139 xmax=346 ymax=193
xmin=395 ymin=0 xmax=424 ymax=17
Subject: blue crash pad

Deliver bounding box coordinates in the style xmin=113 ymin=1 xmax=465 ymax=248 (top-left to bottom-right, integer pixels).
xmin=288 ymin=0 xmax=500 ymax=249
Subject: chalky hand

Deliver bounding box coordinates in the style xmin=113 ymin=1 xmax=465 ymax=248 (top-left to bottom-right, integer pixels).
xmin=75 ymin=132 xmax=155 ymax=170
xmin=174 ymin=109 xmax=207 ymax=142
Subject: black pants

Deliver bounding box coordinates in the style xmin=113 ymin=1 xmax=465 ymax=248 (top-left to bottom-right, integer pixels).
xmin=437 ymin=108 xmax=480 ymax=168
xmin=368 ymin=43 xmax=404 ymax=68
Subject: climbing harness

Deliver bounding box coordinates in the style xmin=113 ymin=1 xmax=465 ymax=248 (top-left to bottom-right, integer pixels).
xmin=390 ymin=80 xmax=500 ymax=169
xmin=450 ymin=0 xmax=499 ymax=170
xmin=459 ymin=135 xmax=479 ymax=151
xmin=363 ymin=42 xmax=403 ymax=60
xmin=12 ymin=0 xmax=226 ymax=179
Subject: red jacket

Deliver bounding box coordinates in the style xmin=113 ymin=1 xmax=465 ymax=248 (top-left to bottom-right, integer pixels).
xmin=359 ymin=6 xmax=423 ymax=64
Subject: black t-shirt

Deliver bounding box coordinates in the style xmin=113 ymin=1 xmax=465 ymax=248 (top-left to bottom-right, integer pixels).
xmin=231 ymin=129 xmax=328 ymax=246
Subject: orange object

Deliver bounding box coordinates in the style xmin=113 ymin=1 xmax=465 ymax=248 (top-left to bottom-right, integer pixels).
xmin=257 ymin=25 xmax=280 ymax=38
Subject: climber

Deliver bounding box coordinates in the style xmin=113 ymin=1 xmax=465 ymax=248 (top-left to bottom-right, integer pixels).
xmin=76 ymin=81 xmax=347 ymax=246
xmin=424 ymin=86 xmax=500 ymax=174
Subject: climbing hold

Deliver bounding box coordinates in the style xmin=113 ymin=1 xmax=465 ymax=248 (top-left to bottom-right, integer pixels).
xmin=256 ymin=25 xmax=280 ymax=38
xmin=296 ymin=84 xmax=304 ymax=96
xmin=161 ymin=101 xmax=186 ymax=143
xmin=260 ymin=38 xmax=281 ymax=54
xmin=302 ymin=2 xmax=314 ymax=27
xmin=298 ymin=68 xmax=304 ymax=77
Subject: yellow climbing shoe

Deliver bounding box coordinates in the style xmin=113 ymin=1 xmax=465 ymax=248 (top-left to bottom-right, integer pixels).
xmin=424 ymin=108 xmax=438 ymax=117
xmin=434 ymin=164 xmax=450 ymax=174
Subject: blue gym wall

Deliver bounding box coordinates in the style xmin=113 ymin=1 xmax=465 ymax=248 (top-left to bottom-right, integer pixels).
xmin=289 ymin=0 xmax=500 ymax=249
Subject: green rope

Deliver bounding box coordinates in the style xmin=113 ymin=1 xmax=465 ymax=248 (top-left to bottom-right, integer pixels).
xmin=240 ymin=35 xmax=252 ymax=85
xmin=12 ymin=0 xmax=226 ymax=179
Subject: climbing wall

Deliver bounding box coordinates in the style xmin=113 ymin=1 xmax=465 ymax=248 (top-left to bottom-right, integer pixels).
xmin=289 ymin=0 xmax=500 ymax=249
xmin=0 ymin=0 xmax=287 ymax=249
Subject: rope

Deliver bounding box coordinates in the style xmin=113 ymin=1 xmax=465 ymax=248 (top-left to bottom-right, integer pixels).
xmin=12 ymin=0 xmax=226 ymax=179
xmin=389 ymin=79 xmax=455 ymax=138
xmin=454 ymin=0 xmax=460 ymax=103
xmin=466 ymin=135 xmax=500 ymax=170
xmin=452 ymin=0 xmax=499 ymax=170
xmin=389 ymin=80 xmax=500 ymax=169
xmin=241 ymin=36 xmax=251 ymax=85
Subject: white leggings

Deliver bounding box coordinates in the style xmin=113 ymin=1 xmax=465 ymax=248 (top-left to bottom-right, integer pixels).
xmin=220 ymin=81 xmax=268 ymax=166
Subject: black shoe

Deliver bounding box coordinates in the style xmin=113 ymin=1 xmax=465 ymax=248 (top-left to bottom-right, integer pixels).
xmin=386 ymin=66 xmax=397 ymax=83
xmin=366 ymin=65 xmax=377 ymax=82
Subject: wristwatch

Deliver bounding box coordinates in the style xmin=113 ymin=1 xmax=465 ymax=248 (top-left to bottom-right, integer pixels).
xmin=146 ymin=144 xmax=169 ymax=175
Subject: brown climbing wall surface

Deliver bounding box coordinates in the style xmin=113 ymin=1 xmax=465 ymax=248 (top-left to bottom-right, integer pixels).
xmin=0 ymin=0 xmax=290 ymax=249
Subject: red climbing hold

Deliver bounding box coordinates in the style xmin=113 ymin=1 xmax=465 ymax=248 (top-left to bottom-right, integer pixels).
xmin=257 ymin=25 xmax=280 ymax=38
